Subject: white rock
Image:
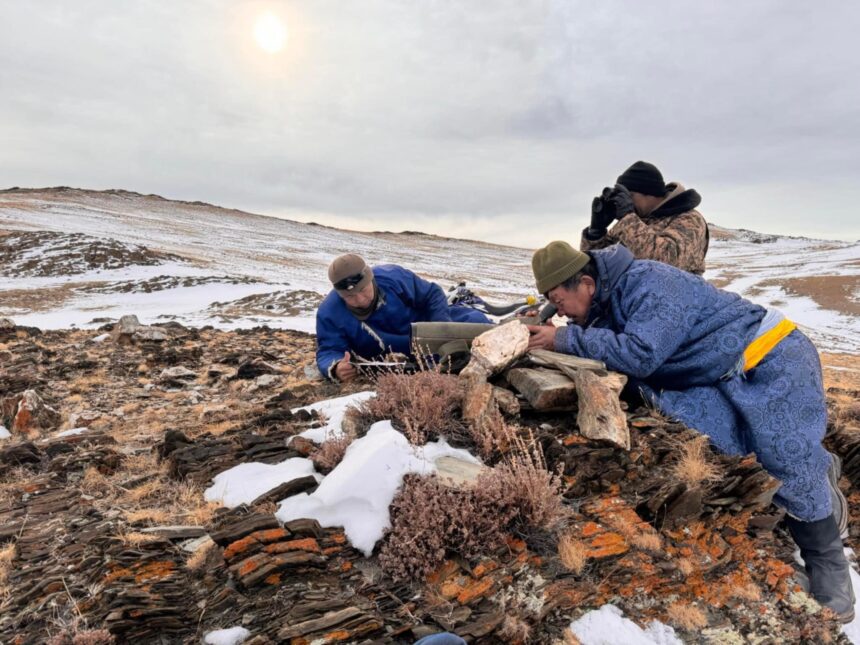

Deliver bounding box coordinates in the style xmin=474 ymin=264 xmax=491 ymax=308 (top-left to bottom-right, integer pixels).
xmin=203 ymin=626 xmax=251 ymax=645
xmin=0 ymin=425 xmax=10 ymax=440
xmin=159 ymin=366 xmax=198 ymax=382
xmin=467 ymin=320 xmax=530 ymax=376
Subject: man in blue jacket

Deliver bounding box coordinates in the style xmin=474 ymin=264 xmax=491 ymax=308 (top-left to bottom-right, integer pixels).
xmin=316 ymin=253 xmax=490 ymax=382
xmin=526 ymin=240 xmax=854 ymax=622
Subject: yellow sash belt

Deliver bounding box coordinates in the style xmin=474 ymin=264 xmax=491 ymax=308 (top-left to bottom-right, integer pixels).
xmin=743 ymin=318 xmax=797 ymax=372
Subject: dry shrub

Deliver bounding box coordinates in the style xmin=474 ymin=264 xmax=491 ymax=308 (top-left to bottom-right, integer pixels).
xmin=666 ymin=601 xmax=707 ymax=630
xmin=357 ymin=371 xmax=463 ymax=444
xmin=480 ymin=428 xmax=566 ymax=530
xmin=558 ymin=532 xmax=587 ymax=574
xmin=312 ymin=431 xmax=354 ymax=472
xmin=380 ymin=431 xmax=566 ymax=582
xmin=672 ymin=435 xmax=720 ymax=488
xmin=379 ymin=474 xmax=516 ymax=581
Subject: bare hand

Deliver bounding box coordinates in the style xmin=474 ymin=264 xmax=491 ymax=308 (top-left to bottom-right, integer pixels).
xmin=526 ymin=324 xmax=557 ymax=351
xmin=334 ymin=351 xmax=357 ymax=382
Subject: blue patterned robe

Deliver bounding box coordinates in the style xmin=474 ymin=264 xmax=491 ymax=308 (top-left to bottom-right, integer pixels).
xmin=554 ymin=245 xmax=830 ymax=521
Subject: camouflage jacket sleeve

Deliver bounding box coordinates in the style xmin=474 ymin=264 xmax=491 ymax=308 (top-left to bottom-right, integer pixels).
xmin=599 ymin=210 xmax=708 ymax=274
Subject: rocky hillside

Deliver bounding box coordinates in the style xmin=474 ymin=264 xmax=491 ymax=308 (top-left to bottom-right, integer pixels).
xmin=1 ymin=319 xmax=859 ymax=643
xmin=1 ymin=187 xmax=858 ymax=352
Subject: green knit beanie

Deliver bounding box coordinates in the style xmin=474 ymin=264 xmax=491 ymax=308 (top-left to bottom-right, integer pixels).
xmin=532 ymin=241 xmax=590 ymax=294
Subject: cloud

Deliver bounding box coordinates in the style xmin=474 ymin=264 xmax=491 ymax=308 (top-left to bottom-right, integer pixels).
xmin=1 ymin=0 xmax=858 ymax=245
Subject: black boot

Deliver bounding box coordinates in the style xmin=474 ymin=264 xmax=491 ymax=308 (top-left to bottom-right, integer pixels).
xmin=786 ymin=513 xmax=856 ymax=623
xmin=828 ymin=452 xmax=850 ymax=540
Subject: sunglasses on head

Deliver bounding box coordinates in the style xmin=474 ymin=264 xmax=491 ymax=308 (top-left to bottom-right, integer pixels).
xmin=334 ymin=270 xmax=366 ymax=291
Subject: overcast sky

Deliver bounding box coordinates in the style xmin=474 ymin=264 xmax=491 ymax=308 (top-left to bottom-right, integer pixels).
xmin=2 ymin=1 xmax=859 ymax=247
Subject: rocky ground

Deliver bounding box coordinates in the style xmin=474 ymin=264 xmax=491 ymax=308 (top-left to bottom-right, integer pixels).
xmin=0 ymin=319 xmax=859 ymax=644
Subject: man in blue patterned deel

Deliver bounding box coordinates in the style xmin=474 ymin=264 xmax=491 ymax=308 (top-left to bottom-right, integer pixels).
xmin=526 ymin=240 xmax=855 ymax=622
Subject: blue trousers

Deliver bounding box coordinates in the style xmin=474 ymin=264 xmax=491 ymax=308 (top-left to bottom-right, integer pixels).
xmin=640 ymin=330 xmax=830 ymax=522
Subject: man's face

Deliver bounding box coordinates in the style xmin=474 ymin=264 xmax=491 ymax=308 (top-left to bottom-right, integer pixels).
xmin=631 ymin=191 xmax=661 ymax=217
xmin=340 ymin=281 xmax=375 ymax=309
xmin=546 ymin=276 xmax=595 ymax=326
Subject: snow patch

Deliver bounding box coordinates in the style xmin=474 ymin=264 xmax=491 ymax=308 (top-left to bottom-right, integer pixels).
xmin=204 ymin=458 xmax=321 ymax=509
xmin=276 ymin=421 xmax=481 ymax=556
xmin=569 ymin=605 xmax=683 ymax=645
xmin=0 ymin=425 xmax=10 ymax=440
xmin=203 ymin=626 xmax=251 ymax=645
xmin=291 ymin=391 xmax=376 ymax=443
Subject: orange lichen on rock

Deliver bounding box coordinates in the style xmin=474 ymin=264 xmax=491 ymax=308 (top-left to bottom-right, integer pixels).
xmin=472 ymin=559 xmax=499 ymax=578
xmin=439 ymin=577 xmax=468 ymax=601
xmin=426 ymin=559 xmax=459 ymax=585
xmin=223 ymin=535 xmax=258 ymax=561
xmin=264 ymin=573 xmax=282 ymax=585
xmin=585 ymin=532 xmax=629 ymax=559
xmin=505 ymin=537 xmax=527 ymax=553
xmin=263 ymin=537 xmax=321 ymax=554
xmin=134 ymin=560 xmax=176 ymax=583
xmin=320 ymin=630 xmax=352 ymax=642
xmin=457 ymin=576 xmax=495 ymax=604
xmin=103 ymin=565 xmax=133 ymax=585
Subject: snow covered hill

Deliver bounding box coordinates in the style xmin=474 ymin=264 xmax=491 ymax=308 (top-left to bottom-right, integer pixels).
xmin=1 ymin=187 xmax=858 ymax=353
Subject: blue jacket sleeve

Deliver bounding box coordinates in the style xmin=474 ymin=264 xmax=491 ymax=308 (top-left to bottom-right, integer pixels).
xmin=554 ymin=288 xmax=697 ymax=379
xmin=408 ymin=271 xmax=452 ymax=322
xmin=316 ymin=310 xmax=349 ymax=380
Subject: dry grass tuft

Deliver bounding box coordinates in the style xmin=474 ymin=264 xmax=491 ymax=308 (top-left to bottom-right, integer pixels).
xmin=666 ymin=601 xmax=708 ymax=630
xmin=558 ymin=532 xmax=587 ymax=574
xmin=677 ymin=557 xmax=695 ymax=576
xmin=123 ymin=508 xmax=171 ymax=525
xmin=115 ymin=529 xmax=160 ymax=547
xmin=185 ymin=540 xmax=216 ymax=571
xmin=672 ymin=435 xmax=721 ymax=488
xmin=499 ymin=615 xmax=531 ymax=643
xmin=357 ymin=370 xmax=463 ymax=444
xmin=203 ymin=420 xmax=235 ymax=437
xmin=630 ymin=532 xmax=662 ymax=553
xmin=561 ymin=629 xmax=581 ymax=645
xmin=730 ymin=582 xmax=762 ymax=601
xmin=80 ymin=467 xmax=113 ymax=497
xmin=0 ymin=541 xmax=16 ymax=599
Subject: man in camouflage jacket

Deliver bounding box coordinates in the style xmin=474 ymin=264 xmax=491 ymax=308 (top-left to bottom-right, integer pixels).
xmin=580 ymin=161 xmax=709 ymax=275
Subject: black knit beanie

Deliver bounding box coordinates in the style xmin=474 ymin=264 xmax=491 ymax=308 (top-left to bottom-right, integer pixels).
xmin=617 ymin=161 xmax=666 ymax=197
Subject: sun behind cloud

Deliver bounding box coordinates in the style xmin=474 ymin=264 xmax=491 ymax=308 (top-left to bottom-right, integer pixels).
xmin=253 ymin=12 xmax=287 ymax=54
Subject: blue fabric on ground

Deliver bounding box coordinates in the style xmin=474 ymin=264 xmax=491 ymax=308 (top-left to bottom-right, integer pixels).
xmin=413 ymin=633 xmax=467 ymax=645
xmin=316 ymin=264 xmax=490 ymax=378
xmin=554 ymin=244 xmax=829 ymax=521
